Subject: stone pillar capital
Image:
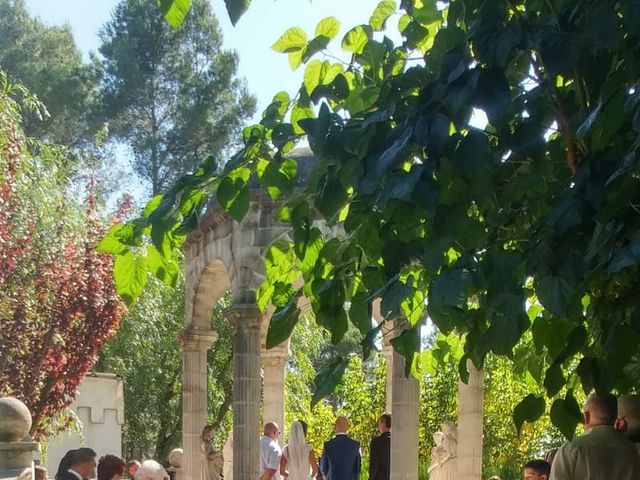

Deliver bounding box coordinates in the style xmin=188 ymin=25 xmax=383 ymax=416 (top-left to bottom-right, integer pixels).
xmin=226 ymin=303 xmax=262 ymax=329
xmin=180 ymin=328 xmax=218 ymax=351
xmin=261 ymin=349 xmax=289 ymax=368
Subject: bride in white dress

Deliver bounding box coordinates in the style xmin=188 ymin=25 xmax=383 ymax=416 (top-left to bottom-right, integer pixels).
xmin=280 ymin=420 xmax=318 ymax=480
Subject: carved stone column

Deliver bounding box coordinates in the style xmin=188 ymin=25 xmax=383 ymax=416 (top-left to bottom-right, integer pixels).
xmin=228 ymin=304 xmax=262 ymax=480
xmin=389 ymin=349 xmax=420 ymax=480
xmin=181 ymin=329 xmax=217 ymax=480
xmin=457 ymin=360 xmax=484 ymax=480
xmin=261 ymin=346 xmax=289 ymax=443
xmin=388 ymin=321 xmax=419 ymax=480
xmin=381 ymin=322 xmax=394 ymax=411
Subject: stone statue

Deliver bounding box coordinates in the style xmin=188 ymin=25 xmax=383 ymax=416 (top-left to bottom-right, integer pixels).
xmin=428 ymin=421 xmax=457 ymax=480
xmin=200 ymin=426 xmax=223 ymax=480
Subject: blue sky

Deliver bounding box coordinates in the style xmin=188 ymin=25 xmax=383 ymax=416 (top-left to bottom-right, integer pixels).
xmin=25 ymin=0 xmax=384 ymax=123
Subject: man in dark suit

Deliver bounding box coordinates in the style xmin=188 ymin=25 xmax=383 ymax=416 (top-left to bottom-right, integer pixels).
xmin=369 ymin=413 xmax=391 ymax=480
xmin=55 ymin=448 xmax=97 ymax=480
xmin=320 ymin=416 xmax=361 ymax=480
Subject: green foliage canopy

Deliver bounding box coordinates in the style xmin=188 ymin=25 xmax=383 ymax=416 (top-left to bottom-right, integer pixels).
xmin=0 ymin=0 xmax=101 ymax=145
xmin=110 ymin=0 xmax=640 ymax=437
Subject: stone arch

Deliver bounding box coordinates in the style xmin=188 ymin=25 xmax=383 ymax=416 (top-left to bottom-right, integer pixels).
xmin=185 ymin=213 xmax=235 ymax=330
xmin=188 ymin=258 xmax=230 ymax=329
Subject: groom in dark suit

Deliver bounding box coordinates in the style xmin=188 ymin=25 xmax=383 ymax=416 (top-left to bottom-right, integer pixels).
xmin=369 ymin=413 xmax=391 ymax=480
xmin=55 ymin=448 xmax=97 ymax=480
xmin=320 ymin=416 xmax=361 ymax=480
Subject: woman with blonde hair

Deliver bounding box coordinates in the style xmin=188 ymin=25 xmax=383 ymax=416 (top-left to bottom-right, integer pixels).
xmin=280 ymin=420 xmax=318 ymax=480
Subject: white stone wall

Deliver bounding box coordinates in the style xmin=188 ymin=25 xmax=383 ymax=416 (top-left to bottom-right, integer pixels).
xmin=45 ymin=373 xmax=123 ymax=470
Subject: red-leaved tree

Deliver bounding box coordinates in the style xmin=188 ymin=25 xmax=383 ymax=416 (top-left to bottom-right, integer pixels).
xmin=0 ymin=72 xmax=126 ymax=438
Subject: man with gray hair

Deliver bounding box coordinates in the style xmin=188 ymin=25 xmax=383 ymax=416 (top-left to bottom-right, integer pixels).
xmin=135 ymin=460 xmax=169 ymax=480
xmin=550 ymin=393 xmax=640 ymax=480
xmin=260 ymin=422 xmax=282 ymax=480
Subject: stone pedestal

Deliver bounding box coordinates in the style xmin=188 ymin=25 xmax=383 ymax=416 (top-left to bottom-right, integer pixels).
xmin=181 ymin=330 xmax=218 ymax=480
xmin=389 ymin=348 xmax=420 ymax=480
xmin=228 ymin=305 xmax=262 ymax=480
xmin=0 ymin=397 xmax=39 ymax=480
xmin=457 ymin=361 xmax=484 ymax=480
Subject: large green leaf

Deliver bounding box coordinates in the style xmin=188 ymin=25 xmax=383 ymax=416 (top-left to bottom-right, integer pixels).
xmin=536 ymin=275 xmax=575 ymax=317
xmin=544 ymin=363 xmax=566 ymax=397
xmin=261 ymin=91 xmax=291 ymax=128
xmin=550 ymin=391 xmax=583 ymax=439
xmin=607 ymin=239 xmax=640 ymax=273
xmin=315 ymin=16 xmax=341 ymax=40
xmin=291 ymin=102 xmax=315 ymax=134
xmin=314 ymin=173 xmax=348 ymax=219
xmin=223 ymin=0 xmax=251 ymax=25
xmin=303 ymin=60 xmax=343 ymax=96
xmin=114 ymin=250 xmax=148 ymax=306
xmin=272 ymin=27 xmax=308 ymax=53
xmin=369 ymin=0 xmax=397 ymax=31
xmin=348 ymin=292 xmax=373 ymax=335
xmin=216 ymin=172 xmax=251 ymax=222
xmin=412 ymin=1 xmax=440 ymax=26
xmin=98 ymin=224 xmax=129 ymax=255
xmin=429 ymin=268 xmax=472 ymax=308
xmin=381 ymin=277 xmax=412 ymax=318
xmin=291 ymin=201 xmax=311 ymax=259
xmin=311 ymin=357 xmax=349 ymax=406
xmin=266 ymin=299 xmax=301 ymax=349
xmin=147 ymin=245 xmax=179 ymax=288
xmin=390 ymin=327 xmax=420 ymax=376
xmin=158 ymin=0 xmax=191 ymax=27
xmin=486 ymin=308 xmax=524 ymax=356
xmin=342 ymin=25 xmax=373 ymax=54
xmin=513 ymin=394 xmax=546 ymax=435
xmin=531 ymin=316 xmax=573 ymax=359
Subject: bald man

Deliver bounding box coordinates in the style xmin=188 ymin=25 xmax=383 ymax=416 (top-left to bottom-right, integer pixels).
xmin=550 ymin=393 xmax=640 ymax=480
xmin=320 ymin=416 xmax=361 ymax=480
xmin=618 ymin=394 xmax=640 ymax=443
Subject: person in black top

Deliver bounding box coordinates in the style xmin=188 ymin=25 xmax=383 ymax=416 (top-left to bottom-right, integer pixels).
xmin=368 ymin=413 xmax=391 ymax=480
xmin=55 ymin=448 xmax=97 ymax=480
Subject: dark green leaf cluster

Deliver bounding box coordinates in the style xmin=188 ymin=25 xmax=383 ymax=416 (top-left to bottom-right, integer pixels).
xmin=118 ymin=0 xmax=640 ymax=436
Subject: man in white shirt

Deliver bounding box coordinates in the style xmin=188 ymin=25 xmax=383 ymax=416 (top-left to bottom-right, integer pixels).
xmin=260 ymin=422 xmax=282 ymax=480
xmin=550 ymin=394 xmax=640 ymax=480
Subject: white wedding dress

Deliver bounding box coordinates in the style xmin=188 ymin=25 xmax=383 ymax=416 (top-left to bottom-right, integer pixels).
xmin=284 ymin=421 xmax=314 ymax=480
